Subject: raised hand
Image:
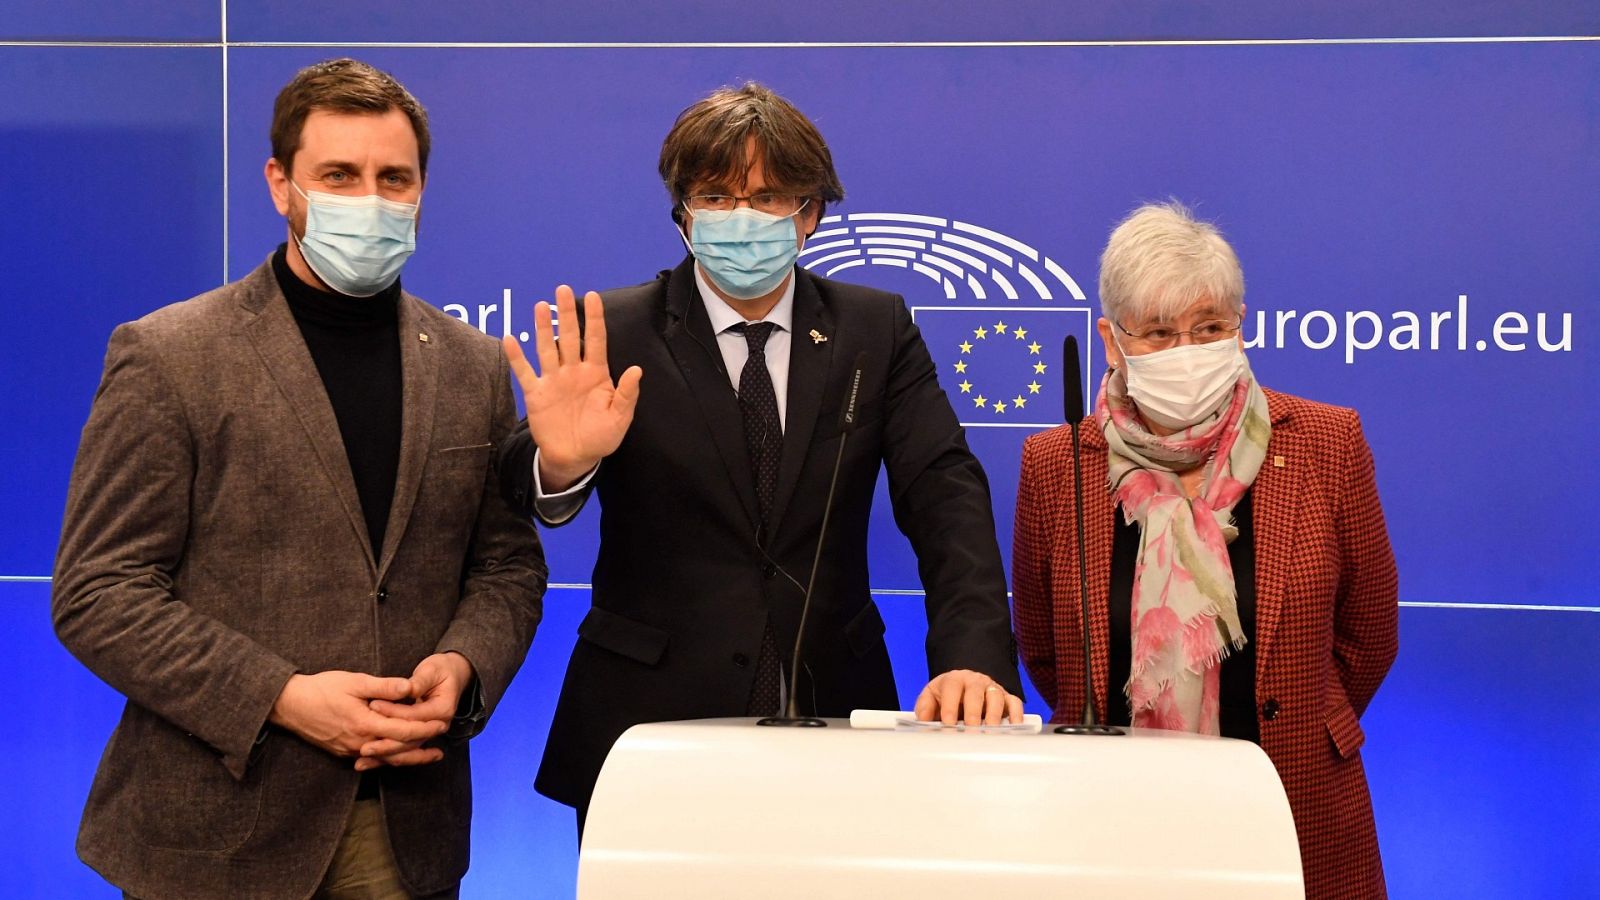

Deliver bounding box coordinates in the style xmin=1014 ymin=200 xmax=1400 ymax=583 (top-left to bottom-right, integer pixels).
xmin=502 ymin=285 xmax=643 ymax=492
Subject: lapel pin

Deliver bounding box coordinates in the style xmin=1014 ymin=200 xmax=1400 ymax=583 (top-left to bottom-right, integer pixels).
xmin=419 ymin=333 xmax=429 ymax=343
xmin=809 ymin=329 xmax=828 ymax=344
xmin=1273 ymin=455 xmax=1285 ymax=468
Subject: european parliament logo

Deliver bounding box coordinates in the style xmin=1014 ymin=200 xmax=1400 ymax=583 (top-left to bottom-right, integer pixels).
xmin=800 ymin=213 xmax=1095 ymax=429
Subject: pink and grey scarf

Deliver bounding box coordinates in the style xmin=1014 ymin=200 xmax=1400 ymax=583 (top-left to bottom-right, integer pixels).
xmin=1096 ymin=366 xmax=1271 ymax=734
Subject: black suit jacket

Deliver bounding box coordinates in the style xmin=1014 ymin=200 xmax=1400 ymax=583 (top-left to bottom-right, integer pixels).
xmin=500 ymin=257 xmax=1019 ymax=808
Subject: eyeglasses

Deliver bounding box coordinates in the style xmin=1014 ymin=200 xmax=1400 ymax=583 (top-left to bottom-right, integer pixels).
xmin=684 ymin=193 xmax=808 ymax=222
xmin=1115 ymin=318 xmax=1241 ymax=351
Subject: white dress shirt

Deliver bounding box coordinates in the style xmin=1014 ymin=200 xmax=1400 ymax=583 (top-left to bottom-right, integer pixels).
xmin=533 ymin=264 xmax=797 ymax=522
xmin=696 ymin=263 xmax=794 ymax=431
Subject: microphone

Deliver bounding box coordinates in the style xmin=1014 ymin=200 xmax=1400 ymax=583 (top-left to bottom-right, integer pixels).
xmin=1053 ymin=335 xmax=1124 ymax=737
xmin=1063 ymin=334 xmax=1084 ymax=424
xmin=758 ymin=351 xmax=869 ymax=728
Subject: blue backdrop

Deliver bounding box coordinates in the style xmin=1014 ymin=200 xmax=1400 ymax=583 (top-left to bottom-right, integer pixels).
xmin=5 ymin=4 xmax=1598 ymax=897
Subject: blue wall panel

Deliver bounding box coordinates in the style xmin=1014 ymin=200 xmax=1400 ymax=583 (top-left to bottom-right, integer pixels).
xmin=222 ymin=1 xmax=1600 ymax=44
xmin=0 ymin=48 xmax=223 ymax=576
xmin=1363 ymin=607 xmax=1600 ymax=898
xmin=5 ymin=10 xmax=1597 ymax=899
xmin=2 ymin=2 xmax=218 ymax=42
xmin=226 ymin=43 xmax=1600 ymax=605
xmin=9 ymin=580 xmax=133 ymax=898
xmin=1 ymin=46 xmax=221 ymax=898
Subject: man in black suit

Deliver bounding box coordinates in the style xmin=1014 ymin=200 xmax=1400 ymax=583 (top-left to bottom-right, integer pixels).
xmin=498 ymin=82 xmax=1022 ymax=828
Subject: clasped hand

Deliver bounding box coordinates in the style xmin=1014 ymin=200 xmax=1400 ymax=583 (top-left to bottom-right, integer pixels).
xmin=269 ymin=652 xmax=475 ymax=771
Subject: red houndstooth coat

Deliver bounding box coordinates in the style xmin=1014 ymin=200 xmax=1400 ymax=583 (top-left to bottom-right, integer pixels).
xmin=1012 ymin=387 xmax=1399 ymax=900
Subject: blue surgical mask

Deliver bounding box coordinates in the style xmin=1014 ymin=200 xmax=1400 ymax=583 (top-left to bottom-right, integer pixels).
xmin=292 ymin=181 xmax=418 ymax=297
xmin=684 ymin=204 xmax=804 ymax=301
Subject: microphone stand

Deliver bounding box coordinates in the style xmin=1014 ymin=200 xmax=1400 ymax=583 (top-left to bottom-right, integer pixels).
xmin=759 ymin=353 xmax=869 ymax=727
xmin=1052 ymin=335 xmax=1124 ymax=737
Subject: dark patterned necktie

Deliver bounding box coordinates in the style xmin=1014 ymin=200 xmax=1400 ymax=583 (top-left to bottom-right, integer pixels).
xmin=731 ymin=322 xmax=784 ymax=715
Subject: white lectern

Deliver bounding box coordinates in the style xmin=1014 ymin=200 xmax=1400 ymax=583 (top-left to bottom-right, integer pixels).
xmin=578 ymin=717 xmax=1303 ymax=898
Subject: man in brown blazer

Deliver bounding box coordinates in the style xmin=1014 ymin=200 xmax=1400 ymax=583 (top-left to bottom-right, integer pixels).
xmin=51 ymin=59 xmax=545 ymax=899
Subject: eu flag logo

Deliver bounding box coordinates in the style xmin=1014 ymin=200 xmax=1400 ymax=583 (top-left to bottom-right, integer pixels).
xmin=914 ymin=307 xmax=1095 ymax=428
xmin=798 ymin=211 xmax=1096 ymax=428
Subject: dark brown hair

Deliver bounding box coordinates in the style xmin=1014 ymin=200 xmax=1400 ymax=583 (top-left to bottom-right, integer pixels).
xmin=270 ymin=58 xmax=431 ymax=175
xmin=659 ymin=82 xmax=845 ymax=225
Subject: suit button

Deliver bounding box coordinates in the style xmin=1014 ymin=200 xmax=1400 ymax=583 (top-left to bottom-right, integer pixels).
xmin=762 ymin=564 xmax=777 ymax=580
xmin=1261 ymin=699 xmax=1280 ymax=721
xmin=733 ymin=653 xmax=750 ymax=667
xmin=376 ymin=586 xmax=389 ymax=603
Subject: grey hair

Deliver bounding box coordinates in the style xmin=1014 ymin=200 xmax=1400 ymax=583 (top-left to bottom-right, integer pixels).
xmin=1097 ymin=200 xmax=1245 ymax=325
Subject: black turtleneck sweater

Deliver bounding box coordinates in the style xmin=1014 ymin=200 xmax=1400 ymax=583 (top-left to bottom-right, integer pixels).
xmin=271 ymin=244 xmax=403 ymax=560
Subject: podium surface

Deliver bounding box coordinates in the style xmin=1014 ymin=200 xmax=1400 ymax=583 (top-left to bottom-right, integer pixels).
xmin=579 ymin=717 xmax=1303 ymax=898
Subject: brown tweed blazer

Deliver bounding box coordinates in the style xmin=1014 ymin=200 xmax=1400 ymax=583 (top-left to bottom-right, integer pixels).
xmin=51 ymin=259 xmax=546 ymax=900
xmin=1012 ymin=388 xmax=1399 ymax=900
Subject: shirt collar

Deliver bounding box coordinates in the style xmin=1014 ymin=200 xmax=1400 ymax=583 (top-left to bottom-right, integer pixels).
xmin=694 ymin=263 xmax=796 ymax=336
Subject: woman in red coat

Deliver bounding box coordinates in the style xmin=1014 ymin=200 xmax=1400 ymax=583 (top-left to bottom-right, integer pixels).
xmin=1012 ymin=201 xmax=1399 ymax=899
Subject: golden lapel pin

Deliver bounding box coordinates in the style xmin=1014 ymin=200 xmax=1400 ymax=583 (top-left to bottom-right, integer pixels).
xmin=419 ymin=333 xmax=429 ymax=343
xmin=1273 ymin=455 xmax=1285 ymax=468
xmin=809 ymin=329 xmax=828 ymax=344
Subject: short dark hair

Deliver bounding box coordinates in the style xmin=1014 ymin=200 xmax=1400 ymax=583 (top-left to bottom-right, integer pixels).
xmin=659 ymin=82 xmax=845 ymax=225
xmin=270 ymin=58 xmax=430 ymax=175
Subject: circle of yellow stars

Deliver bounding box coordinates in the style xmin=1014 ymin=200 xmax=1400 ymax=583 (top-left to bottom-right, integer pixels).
xmin=954 ymin=320 xmax=1046 ymax=415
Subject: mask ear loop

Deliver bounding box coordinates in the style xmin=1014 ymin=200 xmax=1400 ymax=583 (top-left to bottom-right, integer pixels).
xmin=791 ymin=198 xmax=811 ymax=249
xmin=674 ymin=210 xmax=696 ymax=259
xmin=287 ymin=180 xmax=310 ymax=253
xmin=1108 ymin=324 xmax=1131 ymax=377
xmin=285 ymin=179 xmax=335 ymax=291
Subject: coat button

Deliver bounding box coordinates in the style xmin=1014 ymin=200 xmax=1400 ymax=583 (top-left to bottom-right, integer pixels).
xmin=762 ymin=564 xmax=777 ymax=580
xmin=732 ymin=653 xmax=750 ymax=667
xmin=376 ymin=586 xmax=389 ymax=603
xmin=1261 ymin=699 xmax=1280 ymax=721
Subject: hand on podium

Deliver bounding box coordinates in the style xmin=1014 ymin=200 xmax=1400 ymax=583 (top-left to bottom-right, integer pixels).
xmin=912 ymin=669 xmax=1024 ymax=726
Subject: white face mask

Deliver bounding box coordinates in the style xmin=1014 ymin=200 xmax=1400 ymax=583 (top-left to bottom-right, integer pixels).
xmin=1115 ymin=334 xmax=1247 ymax=431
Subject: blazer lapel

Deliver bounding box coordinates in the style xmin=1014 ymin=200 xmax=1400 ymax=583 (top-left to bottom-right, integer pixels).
xmin=660 ymin=257 xmax=762 ymax=535
xmin=240 ymin=263 xmax=376 ymax=575
xmin=765 ymin=270 xmax=834 ymax=535
xmin=1249 ymin=391 xmax=1304 ymax=676
xmin=1081 ymin=429 xmax=1117 ymax=722
xmin=375 ymin=296 xmax=440 ymax=581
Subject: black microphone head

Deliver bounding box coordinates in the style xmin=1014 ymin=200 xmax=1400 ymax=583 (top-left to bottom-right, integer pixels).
xmin=838 ymin=351 xmax=869 ymax=432
xmin=1063 ymin=334 xmax=1085 ymax=424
